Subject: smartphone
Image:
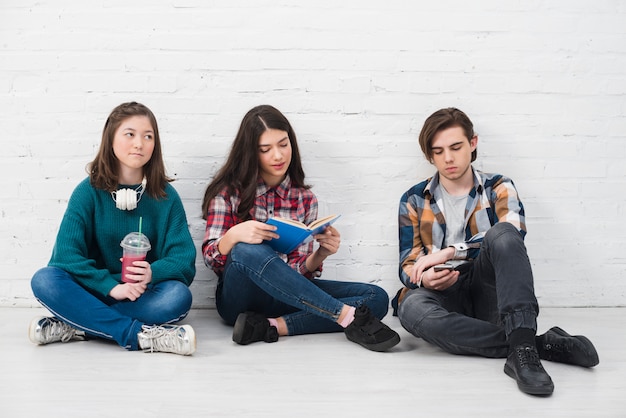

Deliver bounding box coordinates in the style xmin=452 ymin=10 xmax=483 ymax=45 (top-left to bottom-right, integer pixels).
xmin=433 ymin=264 xmax=453 ymax=272
xmin=433 ymin=260 xmax=472 ymax=274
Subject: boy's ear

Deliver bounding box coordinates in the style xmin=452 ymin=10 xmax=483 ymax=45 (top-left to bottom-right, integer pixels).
xmin=470 ymin=135 xmax=478 ymax=151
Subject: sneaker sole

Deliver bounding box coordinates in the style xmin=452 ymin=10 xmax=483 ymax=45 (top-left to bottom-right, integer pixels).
xmin=549 ymin=326 xmax=599 ymax=367
xmin=503 ymin=364 xmax=554 ymax=396
xmin=346 ymin=332 xmax=401 ymax=352
xmin=232 ymin=312 xmax=249 ymax=345
xmin=28 ymin=316 xmax=46 ymax=345
xmin=180 ymin=325 xmax=197 ymax=355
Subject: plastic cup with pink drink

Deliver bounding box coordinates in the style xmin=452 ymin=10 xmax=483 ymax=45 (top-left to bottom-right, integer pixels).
xmin=120 ymin=232 xmax=151 ymax=283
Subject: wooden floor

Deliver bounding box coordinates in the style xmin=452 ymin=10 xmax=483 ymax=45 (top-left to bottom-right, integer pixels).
xmin=1 ymin=307 xmax=624 ymax=417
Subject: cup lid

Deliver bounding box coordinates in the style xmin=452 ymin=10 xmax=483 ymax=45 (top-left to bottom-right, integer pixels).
xmin=120 ymin=232 xmax=151 ymax=251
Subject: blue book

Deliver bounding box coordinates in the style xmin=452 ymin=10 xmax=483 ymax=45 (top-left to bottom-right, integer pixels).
xmin=265 ymin=214 xmax=341 ymax=254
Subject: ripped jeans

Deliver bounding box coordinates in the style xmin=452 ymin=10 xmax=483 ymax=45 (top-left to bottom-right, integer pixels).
xmin=216 ymin=243 xmax=390 ymax=335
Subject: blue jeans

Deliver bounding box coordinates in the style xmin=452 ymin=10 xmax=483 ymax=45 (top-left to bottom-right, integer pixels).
xmin=216 ymin=243 xmax=390 ymax=335
xmin=31 ymin=266 xmax=193 ymax=350
xmin=398 ymin=222 xmax=539 ymax=358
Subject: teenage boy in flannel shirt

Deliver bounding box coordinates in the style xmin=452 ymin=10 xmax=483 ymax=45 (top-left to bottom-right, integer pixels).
xmin=393 ymin=107 xmax=599 ymax=396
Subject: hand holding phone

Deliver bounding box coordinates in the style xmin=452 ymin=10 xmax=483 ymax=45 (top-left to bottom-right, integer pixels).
xmin=433 ymin=264 xmax=453 ymax=272
xmin=433 ymin=260 xmax=472 ymax=274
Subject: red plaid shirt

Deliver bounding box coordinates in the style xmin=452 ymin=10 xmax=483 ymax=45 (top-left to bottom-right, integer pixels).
xmin=202 ymin=175 xmax=319 ymax=277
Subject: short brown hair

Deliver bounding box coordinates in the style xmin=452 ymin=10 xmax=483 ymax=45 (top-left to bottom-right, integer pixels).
xmin=418 ymin=107 xmax=477 ymax=162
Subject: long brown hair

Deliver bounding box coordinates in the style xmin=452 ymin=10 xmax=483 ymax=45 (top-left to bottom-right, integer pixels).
xmin=201 ymin=105 xmax=309 ymax=220
xmin=87 ymin=102 xmax=172 ymax=198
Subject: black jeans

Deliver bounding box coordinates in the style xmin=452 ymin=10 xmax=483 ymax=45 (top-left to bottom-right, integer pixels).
xmin=398 ymin=222 xmax=539 ymax=358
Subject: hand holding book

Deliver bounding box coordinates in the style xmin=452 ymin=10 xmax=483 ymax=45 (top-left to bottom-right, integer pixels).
xmin=264 ymin=214 xmax=341 ymax=254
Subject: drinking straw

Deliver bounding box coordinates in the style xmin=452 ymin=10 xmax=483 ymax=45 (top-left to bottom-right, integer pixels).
xmin=139 ymin=216 xmax=143 ymax=235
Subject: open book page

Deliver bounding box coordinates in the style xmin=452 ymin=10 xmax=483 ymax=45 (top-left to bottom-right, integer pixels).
xmin=264 ymin=214 xmax=341 ymax=254
xmin=308 ymin=214 xmax=340 ymax=230
xmin=269 ymin=217 xmax=308 ymax=228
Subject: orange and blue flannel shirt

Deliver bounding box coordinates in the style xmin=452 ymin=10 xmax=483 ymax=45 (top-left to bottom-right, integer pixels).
xmin=398 ymin=169 xmax=526 ymax=288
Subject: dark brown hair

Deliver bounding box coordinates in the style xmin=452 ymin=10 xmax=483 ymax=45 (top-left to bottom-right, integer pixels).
xmin=418 ymin=107 xmax=477 ymax=162
xmin=201 ymin=105 xmax=309 ymax=220
xmin=88 ymin=102 xmax=171 ymax=198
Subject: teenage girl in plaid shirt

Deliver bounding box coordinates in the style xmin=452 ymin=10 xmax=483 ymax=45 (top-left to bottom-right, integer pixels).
xmin=201 ymin=105 xmax=400 ymax=352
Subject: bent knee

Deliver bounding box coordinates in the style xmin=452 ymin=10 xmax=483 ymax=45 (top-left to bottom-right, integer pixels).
xmin=483 ymin=222 xmax=525 ymax=253
xmin=165 ymin=282 xmax=193 ymax=312
xmin=397 ymin=290 xmax=439 ymax=328
xmin=230 ymin=242 xmax=274 ymax=263
xmin=230 ymin=242 xmax=252 ymax=258
xmin=365 ymin=285 xmax=390 ymax=319
xmin=31 ymin=267 xmax=64 ymax=297
xmin=484 ymin=222 xmax=521 ymax=242
xmin=31 ymin=268 xmax=47 ymax=294
xmin=150 ymin=284 xmax=193 ymax=324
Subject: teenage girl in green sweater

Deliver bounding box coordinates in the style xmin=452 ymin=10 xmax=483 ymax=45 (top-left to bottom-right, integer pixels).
xmin=29 ymin=102 xmax=197 ymax=355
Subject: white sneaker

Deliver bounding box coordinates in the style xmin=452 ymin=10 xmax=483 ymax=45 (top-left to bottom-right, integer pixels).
xmin=29 ymin=316 xmax=82 ymax=345
xmin=137 ymin=324 xmax=196 ymax=355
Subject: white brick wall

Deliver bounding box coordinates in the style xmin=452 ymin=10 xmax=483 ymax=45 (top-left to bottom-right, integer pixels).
xmin=1 ymin=0 xmax=625 ymax=308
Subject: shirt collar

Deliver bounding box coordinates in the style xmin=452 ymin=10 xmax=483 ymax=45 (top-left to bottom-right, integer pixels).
xmin=473 ymin=169 xmax=485 ymax=194
xmin=255 ymin=174 xmax=292 ymax=199
xmin=424 ymin=167 xmax=483 ymax=198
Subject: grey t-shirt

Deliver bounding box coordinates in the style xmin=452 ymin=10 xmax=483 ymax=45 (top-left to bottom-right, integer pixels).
xmin=441 ymin=186 xmax=468 ymax=247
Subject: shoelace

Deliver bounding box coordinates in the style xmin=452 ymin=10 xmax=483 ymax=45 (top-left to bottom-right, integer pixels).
xmin=543 ymin=341 xmax=574 ymax=363
xmin=140 ymin=325 xmax=187 ymax=353
xmin=516 ymin=345 xmax=542 ymax=369
xmin=42 ymin=318 xmax=76 ymax=343
xmin=544 ymin=342 xmax=564 ymax=354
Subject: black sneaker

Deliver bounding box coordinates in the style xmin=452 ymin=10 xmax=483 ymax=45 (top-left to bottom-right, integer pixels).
xmin=344 ymin=305 xmax=400 ymax=352
xmin=504 ymin=344 xmax=554 ymax=396
xmin=232 ymin=312 xmax=279 ymax=345
xmin=537 ymin=326 xmax=599 ymax=367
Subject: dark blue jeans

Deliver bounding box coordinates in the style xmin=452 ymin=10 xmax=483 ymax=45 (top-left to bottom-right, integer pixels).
xmin=216 ymin=243 xmax=390 ymax=335
xmin=31 ymin=266 xmax=193 ymax=350
xmin=398 ymin=222 xmax=539 ymax=358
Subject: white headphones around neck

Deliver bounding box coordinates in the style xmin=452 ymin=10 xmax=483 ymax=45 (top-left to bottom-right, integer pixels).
xmin=111 ymin=178 xmax=147 ymax=211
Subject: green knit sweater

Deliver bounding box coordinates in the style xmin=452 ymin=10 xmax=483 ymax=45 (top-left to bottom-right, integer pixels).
xmin=48 ymin=177 xmax=196 ymax=298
